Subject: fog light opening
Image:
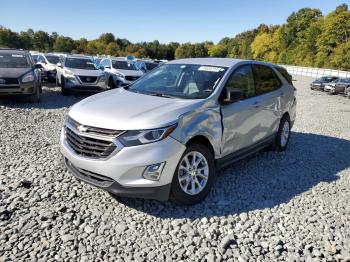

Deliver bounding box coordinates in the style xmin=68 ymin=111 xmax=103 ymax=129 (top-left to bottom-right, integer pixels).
xmin=143 ymin=162 xmax=165 ymax=181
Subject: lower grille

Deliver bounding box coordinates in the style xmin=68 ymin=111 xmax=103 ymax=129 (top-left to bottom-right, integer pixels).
xmin=65 ymin=127 xmax=117 ymax=159
xmin=0 ymin=78 xmax=19 ymax=84
xmin=65 ymin=159 xmax=114 ymax=187
xmin=125 ymin=75 xmax=140 ymax=81
xmin=78 ymin=75 xmax=97 ymax=83
xmin=0 ymin=85 xmax=20 ymax=89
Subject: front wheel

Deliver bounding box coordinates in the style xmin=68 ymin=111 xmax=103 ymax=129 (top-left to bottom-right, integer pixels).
xmin=29 ymin=86 xmax=40 ymax=103
xmin=61 ymin=76 xmax=69 ymax=96
xmin=170 ymin=143 xmax=216 ymax=205
xmin=108 ymin=77 xmax=117 ymax=89
xmin=272 ymin=115 xmax=291 ymax=152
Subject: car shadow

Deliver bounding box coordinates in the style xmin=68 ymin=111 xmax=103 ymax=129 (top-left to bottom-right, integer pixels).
xmin=111 ymin=132 xmax=349 ymax=218
xmin=0 ymin=86 xmax=89 ymax=110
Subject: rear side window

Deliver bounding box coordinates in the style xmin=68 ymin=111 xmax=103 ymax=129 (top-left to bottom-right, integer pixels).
xmin=275 ymin=66 xmax=293 ymax=85
xmin=253 ymin=64 xmax=281 ymax=95
xmin=225 ymin=65 xmax=255 ymax=99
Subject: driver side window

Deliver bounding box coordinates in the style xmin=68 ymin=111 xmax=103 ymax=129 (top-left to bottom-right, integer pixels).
xmin=225 ymin=65 xmax=255 ymax=99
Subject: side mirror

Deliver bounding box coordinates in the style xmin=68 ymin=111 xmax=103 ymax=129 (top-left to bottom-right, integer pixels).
xmin=35 ymin=63 xmax=43 ymax=69
xmin=98 ymin=65 xmax=105 ymax=70
xmin=57 ymin=63 xmax=62 ymax=68
xmin=222 ymin=88 xmax=243 ymax=104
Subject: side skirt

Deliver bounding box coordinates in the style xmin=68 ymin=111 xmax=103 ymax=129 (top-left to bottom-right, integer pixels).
xmin=216 ymin=135 xmax=275 ymax=169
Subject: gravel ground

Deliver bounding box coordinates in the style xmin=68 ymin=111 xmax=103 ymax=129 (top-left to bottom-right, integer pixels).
xmin=1 ymin=76 xmax=350 ymax=261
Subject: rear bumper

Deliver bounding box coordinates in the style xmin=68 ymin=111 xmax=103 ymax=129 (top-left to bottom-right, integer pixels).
xmin=64 ymin=158 xmax=171 ymax=201
xmin=0 ymin=82 xmax=37 ymax=95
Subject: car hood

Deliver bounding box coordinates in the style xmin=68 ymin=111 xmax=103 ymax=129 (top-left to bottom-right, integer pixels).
xmin=66 ymin=67 xmax=102 ymax=76
xmin=0 ymin=68 xmax=32 ymax=78
xmin=115 ymin=69 xmax=143 ymax=77
xmin=69 ymin=88 xmax=201 ymax=130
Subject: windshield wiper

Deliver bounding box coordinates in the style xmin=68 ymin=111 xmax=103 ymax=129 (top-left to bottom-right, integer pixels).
xmin=147 ymin=92 xmax=176 ymax=99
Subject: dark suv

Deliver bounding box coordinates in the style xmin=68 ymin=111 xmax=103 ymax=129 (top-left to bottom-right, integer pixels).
xmin=0 ymin=49 xmax=42 ymax=102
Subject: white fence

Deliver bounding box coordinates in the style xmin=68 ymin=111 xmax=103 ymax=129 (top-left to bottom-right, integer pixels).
xmin=280 ymin=65 xmax=350 ymax=78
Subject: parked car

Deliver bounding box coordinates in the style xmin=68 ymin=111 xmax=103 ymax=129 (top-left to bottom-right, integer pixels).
xmin=56 ymin=55 xmax=107 ymax=95
xmin=134 ymin=59 xmax=161 ymax=73
xmin=31 ymin=53 xmax=60 ymax=82
xmin=324 ymin=78 xmax=350 ymax=95
xmin=99 ymin=57 xmax=144 ymax=88
xmin=0 ymin=48 xmax=42 ymax=102
xmin=310 ymin=76 xmax=337 ymax=91
xmin=60 ymin=58 xmax=296 ymax=205
xmin=345 ymin=86 xmax=350 ymax=99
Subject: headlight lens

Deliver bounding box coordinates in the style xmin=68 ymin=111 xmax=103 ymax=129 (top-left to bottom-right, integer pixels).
xmin=22 ymin=72 xmax=34 ymax=83
xmin=119 ymin=124 xmax=177 ymax=147
xmin=116 ymin=73 xmax=124 ymax=79
xmin=64 ymin=69 xmax=75 ymax=79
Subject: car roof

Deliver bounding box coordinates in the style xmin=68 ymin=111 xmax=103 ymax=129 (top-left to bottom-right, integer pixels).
xmin=0 ymin=48 xmax=28 ymax=55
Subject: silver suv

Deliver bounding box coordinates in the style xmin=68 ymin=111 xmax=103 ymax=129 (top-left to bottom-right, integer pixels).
xmin=56 ymin=55 xmax=107 ymax=95
xmin=99 ymin=57 xmax=144 ymax=88
xmin=60 ymin=58 xmax=297 ymax=205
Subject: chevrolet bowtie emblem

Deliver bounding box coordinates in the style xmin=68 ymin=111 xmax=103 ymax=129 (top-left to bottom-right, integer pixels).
xmin=77 ymin=125 xmax=88 ymax=132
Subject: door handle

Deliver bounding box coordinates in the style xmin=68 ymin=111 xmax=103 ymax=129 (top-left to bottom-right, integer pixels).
xmin=254 ymin=101 xmax=260 ymax=108
xmin=280 ymin=92 xmax=285 ymax=96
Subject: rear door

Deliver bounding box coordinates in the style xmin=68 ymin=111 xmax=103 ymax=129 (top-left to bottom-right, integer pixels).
xmin=220 ymin=64 xmax=262 ymax=156
xmin=251 ymin=64 xmax=283 ymax=139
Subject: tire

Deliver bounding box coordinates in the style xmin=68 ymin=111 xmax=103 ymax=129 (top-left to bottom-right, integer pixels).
xmin=170 ymin=143 xmax=216 ymax=205
xmin=61 ymin=76 xmax=69 ymax=96
xmin=272 ymin=115 xmax=291 ymax=152
xmin=29 ymin=86 xmax=40 ymax=103
xmin=109 ymin=77 xmax=116 ymax=89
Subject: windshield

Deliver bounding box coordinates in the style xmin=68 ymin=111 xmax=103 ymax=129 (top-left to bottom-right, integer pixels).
xmin=65 ymin=58 xmax=97 ymax=70
xmin=0 ymin=54 xmax=30 ymax=68
xmin=46 ymin=55 xmax=60 ymax=64
xmin=128 ymin=64 xmax=227 ymax=99
xmin=112 ymin=60 xmax=138 ymax=71
xmin=145 ymin=62 xmax=159 ymax=70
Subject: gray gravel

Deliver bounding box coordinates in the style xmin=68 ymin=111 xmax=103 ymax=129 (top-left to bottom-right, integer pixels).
xmin=1 ymin=76 xmax=350 ymax=261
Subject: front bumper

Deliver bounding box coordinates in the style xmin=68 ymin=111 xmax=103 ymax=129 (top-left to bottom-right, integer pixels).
xmin=324 ymin=86 xmax=335 ymax=93
xmin=0 ymin=82 xmax=37 ymax=96
xmin=60 ymin=130 xmax=186 ymax=201
xmin=65 ymin=77 xmax=108 ymax=93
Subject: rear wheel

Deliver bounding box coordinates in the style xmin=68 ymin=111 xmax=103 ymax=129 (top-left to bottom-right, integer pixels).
xmin=272 ymin=115 xmax=291 ymax=152
xmin=170 ymin=143 xmax=216 ymax=205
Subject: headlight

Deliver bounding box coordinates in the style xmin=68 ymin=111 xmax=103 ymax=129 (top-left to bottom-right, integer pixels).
xmin=115 ymin=73 xmax=124 ymax=79
xmin=99 ymin=74 xmax=106 ymax=81
xmin=119 ymin=124 xmax=177 ymax=147
xmin=64 ymin=69 xmax=75 ymax=79
xmin=22 ymin=72 xmax=34 ymax=83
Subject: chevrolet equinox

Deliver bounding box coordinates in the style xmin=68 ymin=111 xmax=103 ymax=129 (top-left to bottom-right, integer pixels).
xmin=60 ymin=58 xmax=297 ymax=205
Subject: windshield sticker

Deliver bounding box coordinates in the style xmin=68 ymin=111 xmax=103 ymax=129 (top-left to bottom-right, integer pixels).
xmin=198 ymin=66 xmax=224 ymax=72
xmin=12 ymin=55 xmax=24 ymax=58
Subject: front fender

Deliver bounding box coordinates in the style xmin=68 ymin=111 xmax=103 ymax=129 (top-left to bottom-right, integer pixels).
xmin=170 ymin=105 xmax=222 ymax=158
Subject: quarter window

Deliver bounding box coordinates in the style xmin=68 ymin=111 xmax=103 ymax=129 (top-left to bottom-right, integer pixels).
xmin=225 ymin=65 xmax=255 ymax=99
xmin=253 ymin=64 xmax=281 ymax=95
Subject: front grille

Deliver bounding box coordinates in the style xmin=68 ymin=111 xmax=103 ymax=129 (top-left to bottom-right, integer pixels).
xmin=125 ymin=75 xmax=140 ymax=81
xmin=0 ymin=78 xmax=19 ymax=84
xmin=67 ymin=117 xmax=124 ymax=137
xmin=65 ymin=127 xmax=117 ymax=159
xmin=78 ymin=75 xmax=97 ymax=83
